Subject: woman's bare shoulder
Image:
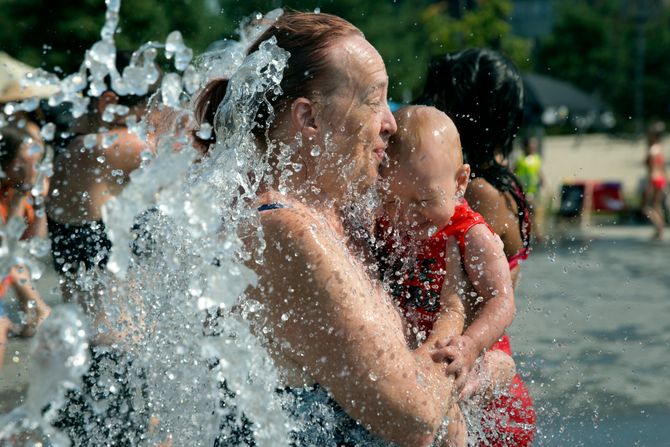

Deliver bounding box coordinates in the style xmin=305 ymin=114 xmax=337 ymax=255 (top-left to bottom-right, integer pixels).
xmin=256 ymin=195 xmax=322 ymax=232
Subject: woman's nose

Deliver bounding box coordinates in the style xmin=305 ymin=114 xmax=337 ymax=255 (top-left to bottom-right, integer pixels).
xmin=381 ymin=103 xmax=397 ymax=138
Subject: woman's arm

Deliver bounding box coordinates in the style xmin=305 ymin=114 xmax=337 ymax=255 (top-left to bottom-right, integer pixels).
xmin=257 ymin=206 xmax=464 ymax=447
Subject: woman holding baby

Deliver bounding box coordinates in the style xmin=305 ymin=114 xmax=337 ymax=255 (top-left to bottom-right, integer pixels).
xmin=197 ymin=12 xmax=534 ymax=446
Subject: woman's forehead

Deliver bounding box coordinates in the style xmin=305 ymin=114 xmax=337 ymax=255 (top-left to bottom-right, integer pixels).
xmin=330 ymin=35 xmax=387 ymax=85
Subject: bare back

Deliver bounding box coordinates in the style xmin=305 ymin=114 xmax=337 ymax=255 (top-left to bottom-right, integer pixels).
xmin=465 ymin=177 xmax=523 ymax=283
xmin=49 ymin=130 xmax=145 ymax=223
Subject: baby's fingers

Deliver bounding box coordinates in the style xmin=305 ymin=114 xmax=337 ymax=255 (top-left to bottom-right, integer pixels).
xmin=431 ymin=346 xmax=460 ymax=363
xmin=433 ymin=336 xmax=454 ymax=350
xmin=444 ymin=356 xmax=465 ymax=375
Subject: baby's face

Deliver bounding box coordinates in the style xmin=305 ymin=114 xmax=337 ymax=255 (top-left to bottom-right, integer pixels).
xmin=383 ymin=121 xmax=467 ymax=240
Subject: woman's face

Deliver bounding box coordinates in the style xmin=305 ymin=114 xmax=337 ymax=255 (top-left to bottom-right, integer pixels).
xmin=312 ymin=35 xmax=397 ymax=199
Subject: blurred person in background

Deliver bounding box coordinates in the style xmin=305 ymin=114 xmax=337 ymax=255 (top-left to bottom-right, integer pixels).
xmin=45 ymin=54 xmax=162 ymax=445
xmin=46 ymin=77 xmax=155 ymax=339
xmin=515 ymin=135 xmax=545 ymax=239
xmin=0 ymin=125 xmax=51 ymax=369
xmin=642 ymin=121 xmax=667 ymax=240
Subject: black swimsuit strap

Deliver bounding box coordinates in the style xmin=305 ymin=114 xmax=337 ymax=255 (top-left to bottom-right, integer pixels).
xmin=257 ymin=203 xmax=287 ymax=212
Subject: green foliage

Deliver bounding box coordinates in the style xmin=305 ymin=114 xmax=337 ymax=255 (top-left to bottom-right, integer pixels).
xmin=420 ymin=0 xmax=532 ymax=71
xmin=215 ymin=0 xmax=436 ymax=100
xmin=0 ymin=0 xmax=532 ymax=103
xmin=0 ymin=0 xmax=228 ymax=73
xmin=536 ymin=0 xmax=670 ymax=127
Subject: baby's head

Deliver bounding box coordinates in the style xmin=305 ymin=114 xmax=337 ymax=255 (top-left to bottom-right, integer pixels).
xmin=382 ymin=105 xmax=470 ymax=239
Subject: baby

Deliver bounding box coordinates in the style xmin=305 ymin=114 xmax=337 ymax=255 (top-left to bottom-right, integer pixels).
xmin=378 ymin=105 xmax=517 ymax=392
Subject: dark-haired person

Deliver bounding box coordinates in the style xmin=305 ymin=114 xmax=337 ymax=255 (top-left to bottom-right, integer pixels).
xmin=46 ymin=74 xmax=160 ymax=445
xmin=0 ymin=125 xmax=51 ymax=368
xmin=195 ymin=12 xmax=483 ymax=447
xmin=416 ymin=48 xmax=536 ymax=446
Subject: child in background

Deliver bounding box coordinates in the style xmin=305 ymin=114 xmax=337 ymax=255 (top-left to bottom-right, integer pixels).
xmin=515 ymin=136 xmax=543 ymax=203
xmin=0 ymin=125 xmax=51 ymax=369
xmin=515 ymin=136 xmax=544 ymax=239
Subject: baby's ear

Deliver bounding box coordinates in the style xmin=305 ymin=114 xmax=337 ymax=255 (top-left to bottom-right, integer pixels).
xmin=456 ymin=164 xmax=471 ymax=197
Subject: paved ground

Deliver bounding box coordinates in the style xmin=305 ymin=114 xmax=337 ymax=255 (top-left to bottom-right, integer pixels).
xmin=511 ymin=224 xmax=670 ymax=446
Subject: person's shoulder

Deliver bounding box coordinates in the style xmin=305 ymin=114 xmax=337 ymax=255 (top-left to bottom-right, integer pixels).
xmin=257 ymin=196 xmax=318 ymax=230
xmin=465 ymin=178 xmax=506 ymax=209
xmin=256 ymin=196 xmax=339 ymax=255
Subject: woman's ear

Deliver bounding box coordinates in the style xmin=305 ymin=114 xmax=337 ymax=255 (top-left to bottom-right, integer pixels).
xmin=290 ymin=98 xmax=318 ymax=139
xmin=97 ymin=91 xmax=119 ymax=116
xmin=456 ymin=163 xmax=471 ymax=197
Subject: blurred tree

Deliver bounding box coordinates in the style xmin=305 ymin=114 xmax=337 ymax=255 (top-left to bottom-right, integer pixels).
xmin=536 ymin=0 xmax=670 ymax=129
xmin=0 ymin=0 xmax=536 ymax=103
xmin=420 ymin=0 xmax=532 ymax=71
xmin=0 ymin=0 xmax=228 ymax=73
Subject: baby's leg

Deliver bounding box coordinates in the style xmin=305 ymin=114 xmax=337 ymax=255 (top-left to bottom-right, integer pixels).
xmin=460 ymin=350 xmax=516 ymax=403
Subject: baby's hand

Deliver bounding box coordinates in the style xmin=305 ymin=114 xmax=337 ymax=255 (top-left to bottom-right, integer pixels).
xmin=430 ymin=335 xmax=479 ymax=390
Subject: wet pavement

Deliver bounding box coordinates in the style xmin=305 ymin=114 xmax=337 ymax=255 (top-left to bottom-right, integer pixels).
xmin=511 ymin=224 xmax=670 ymax=446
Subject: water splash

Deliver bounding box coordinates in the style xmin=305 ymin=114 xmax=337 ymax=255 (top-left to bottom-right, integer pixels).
xmin=0 ymin=305 xmax=89 ymax=446
xmin=1 ymin=1 xmax=294 ymax=445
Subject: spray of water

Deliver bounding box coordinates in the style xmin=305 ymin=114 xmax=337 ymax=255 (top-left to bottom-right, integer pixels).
xmin=0 ymin=1 xmax=295 ymax=444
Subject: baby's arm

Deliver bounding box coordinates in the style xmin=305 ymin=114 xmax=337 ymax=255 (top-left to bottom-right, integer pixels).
xmin=429 ymin=224 xmax=515 ymax=384
xmin=460 ymin=224 xmax=516 ymax=354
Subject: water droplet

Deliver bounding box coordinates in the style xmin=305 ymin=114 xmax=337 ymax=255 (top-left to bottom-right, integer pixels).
xmin=40 ymin=123 xmax=56 ymax=141
xmin=84 ymin=134 xmax=98 ymax=149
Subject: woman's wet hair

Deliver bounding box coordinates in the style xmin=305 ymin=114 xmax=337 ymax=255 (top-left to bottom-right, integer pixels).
xmin=416 ymin=48 xmax=530 ymax=247
xmin=194 ymin=12 xmax=363 ymax=141
xmin=0 ymin=125 xmax=32 ymax=171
